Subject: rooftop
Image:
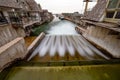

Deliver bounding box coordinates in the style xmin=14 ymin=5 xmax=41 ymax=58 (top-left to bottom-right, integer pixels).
xmin=0 ymin=0 xmax=20 ymax=9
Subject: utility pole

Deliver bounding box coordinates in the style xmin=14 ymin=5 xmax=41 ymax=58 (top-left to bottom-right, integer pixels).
xmin=84 ymin=0 xmax=89 ymax=14
xmin=83 ymin=0 xmax=98 ymax=14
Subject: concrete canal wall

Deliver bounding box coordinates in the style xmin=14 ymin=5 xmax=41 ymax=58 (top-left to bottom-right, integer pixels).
xmin=0 ymin=24 xmax=25 ymax=47
xmin=0 ymin=24 xmax=27 ymax=72
xmin=27 ymin=32 xmax=45 ymax=60
xmin=63 ymin=14 xmax=120 ymax=58
xmin=0 ymin=37 xmax=27 ymax=72
xmin=0 ymin=24 xmax=18 ymax=47
xmin=75 ymin=24 xmax=120 ymax=58
xmin=82 ymin=26 xmax=120 ymax=58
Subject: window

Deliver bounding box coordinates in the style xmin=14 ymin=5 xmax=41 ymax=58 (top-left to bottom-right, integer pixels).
xmin=105 ymin=0 xmax=120 ymax=23
xmin=106 ymin=11 xmax=115 ymax=18
xmin=108 ymin=0 xmax=119 ymax=9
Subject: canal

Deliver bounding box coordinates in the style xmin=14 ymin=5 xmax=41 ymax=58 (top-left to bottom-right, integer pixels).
xmin=31 ymin=16 xmax=78 ymax=36
xmin=29 ymin=16 xmax=110 ymax=61
xmin=1 ymin=16 xmax=120 ymax=80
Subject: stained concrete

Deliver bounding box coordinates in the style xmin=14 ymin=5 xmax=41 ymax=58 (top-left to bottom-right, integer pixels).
xmin=83 ymin=26 xmax=120 ymax=58
xmin=0 ymin=24 xmax=26 ymax=47
xmin=0 ymin=24 xmax=18 ymax=47
xmin=0 ymin=37 xmax=27 ymax=72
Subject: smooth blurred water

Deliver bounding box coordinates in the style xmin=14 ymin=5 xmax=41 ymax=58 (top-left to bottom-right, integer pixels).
xmin=28 ymin=35 xmax=109 ymax=61
xmin=32 ymin=16 xmax=78 ymax=36
xmin=47 ymin=16 xmax=78 ymax=35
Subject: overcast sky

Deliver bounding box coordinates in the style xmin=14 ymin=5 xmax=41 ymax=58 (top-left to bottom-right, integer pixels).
xmin=35 ymin=0 xmax=97 ymax=13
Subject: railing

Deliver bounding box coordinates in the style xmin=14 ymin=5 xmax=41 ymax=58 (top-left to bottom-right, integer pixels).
xmin=8 ymin=12 xmax=41 ymax=28
xmin=9 ymin=16 xmax=40 ymax=28
xmin=8 ymin=16 xmax=23 ymax=28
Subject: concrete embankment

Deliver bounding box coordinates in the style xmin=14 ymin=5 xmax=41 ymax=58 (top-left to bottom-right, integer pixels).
xmin=0 ymin=24 xmax=19 ymax=47
xmin=82 ymin=26 xmax=120 ymax=58
xmin=0 ymin=37 xmax=27 ymax=72
xmin=73 ymin=19 xmax=120 ymax=58
xmin=26 ymin=32 xmax=45 ymax=60
xmin=0 ymin=31 xmax=45 ymax=72
xmin=0 ymin=24 xmax=26 ymax=72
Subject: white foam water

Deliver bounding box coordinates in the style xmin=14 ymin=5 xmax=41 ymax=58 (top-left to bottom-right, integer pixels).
xmin=28 ymin=35 xmax=110 ymax=61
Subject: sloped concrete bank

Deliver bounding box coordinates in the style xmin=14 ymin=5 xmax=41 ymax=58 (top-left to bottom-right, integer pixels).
xmin=25 ymin=32 xmax=45 ymax=60
xmin=0 ymin=32 xmax=45 ymax=72
xmin=75 ymin=23 xmax=120 ymax=58
xmin=0 ymin=24 xmax=25 ymax=47
xmin=0 ymin=37 xmax=27 ymax=72
xmin=0 ymin=24 xmax=26 ymax=72
xmin=63 ymin=15 xmax=120 ymax=58
xmin=83 ymin=26 xmax=120 ymax=58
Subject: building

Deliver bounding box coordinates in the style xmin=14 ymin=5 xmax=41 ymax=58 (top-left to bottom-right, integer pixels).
xmin=0 ymin=0 xmax=54 ymax=37
xmin=0 ymin=0 xmax=27 ymax=71
xmin=0 ymin=0 xmax=53 ymax=71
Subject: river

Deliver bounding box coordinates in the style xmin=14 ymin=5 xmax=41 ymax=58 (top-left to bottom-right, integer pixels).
xmin=31 ymin=16 xmax=78 ymax=36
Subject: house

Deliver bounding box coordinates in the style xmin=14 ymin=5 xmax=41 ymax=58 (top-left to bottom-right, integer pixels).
xmin=0 ymin=0 xmax=53 ymax=37
xmin=0 ymin=0 xmax=21 ymax=25
xmin=0 ymin=0 xmax=27 ymax=71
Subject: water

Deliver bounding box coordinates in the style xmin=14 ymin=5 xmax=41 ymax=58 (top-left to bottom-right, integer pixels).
xmin=4 ymin=64 xmax=120 ymax=80
xmin=31 ymin=16 xmax=78 ymax=36
xmin=29 ymin=16 xmax=110 ymax=61
xmin=47 ymin=17 xmax=78 ymax=35
xmin=1 ymin=16 xmax=120 ymax=80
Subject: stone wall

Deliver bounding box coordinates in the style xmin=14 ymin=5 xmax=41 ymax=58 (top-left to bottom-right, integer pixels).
xmin=83 ymin=26 xmax=120 ymax=58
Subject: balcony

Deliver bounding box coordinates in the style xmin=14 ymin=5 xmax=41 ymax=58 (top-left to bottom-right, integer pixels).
xmin=22 ymin=16 xmax=40 ymax=28
xmin=8 ymin=11 xmax=41 ymax=28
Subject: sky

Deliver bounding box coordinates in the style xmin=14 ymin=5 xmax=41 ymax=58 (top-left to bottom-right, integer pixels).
xmin=35 ymin=0 xmax=97 ymax=14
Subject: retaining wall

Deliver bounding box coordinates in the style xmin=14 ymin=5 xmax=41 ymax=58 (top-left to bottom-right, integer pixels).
xmin=83 ymin=26 xmax=120 ymax=58
xmin=0 ymin=37 xmax=27 ymax=72
xmin=0 ymin=24 xmax=18 ymax=47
